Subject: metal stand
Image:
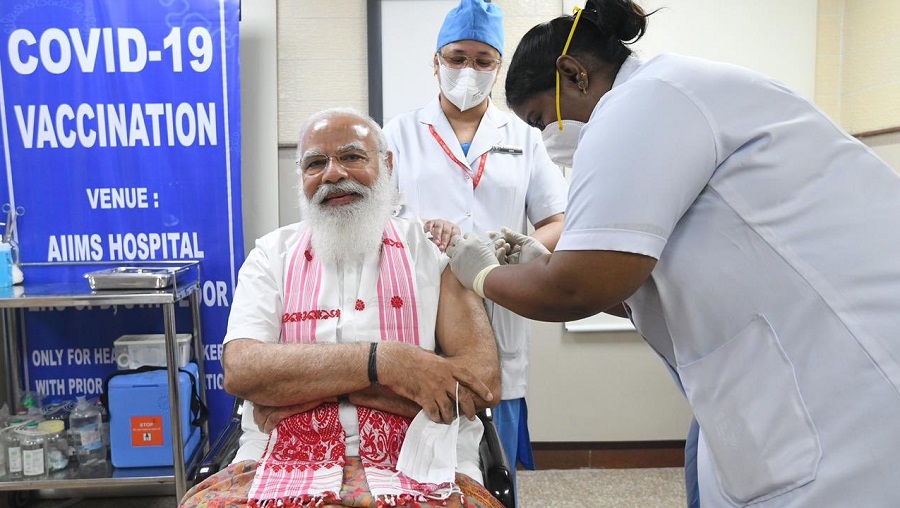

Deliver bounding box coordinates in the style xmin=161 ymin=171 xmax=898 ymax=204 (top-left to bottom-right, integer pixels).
xmin=0 ymin=261 xmax=206 ymax=501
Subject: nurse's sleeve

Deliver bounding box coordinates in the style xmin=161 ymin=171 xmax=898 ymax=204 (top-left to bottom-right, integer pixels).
xmin=222 ymin=244 xmax=283 ymax=345
xmin=558 ymin=78 xmax=718 ymax=259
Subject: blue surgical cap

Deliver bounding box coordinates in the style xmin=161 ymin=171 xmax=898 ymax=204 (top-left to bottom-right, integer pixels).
xmin=436 ymin=0 xmax=505 ymax=56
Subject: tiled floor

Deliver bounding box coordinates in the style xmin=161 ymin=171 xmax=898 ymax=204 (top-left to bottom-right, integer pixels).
xmin=517 ymin=467 xmax=686 ymax=508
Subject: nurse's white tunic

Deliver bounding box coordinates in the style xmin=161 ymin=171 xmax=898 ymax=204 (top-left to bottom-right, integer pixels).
xmin=384 ymin=98 xmax=568 ymax=399
xmin=559 ymin=53 xmax=900 ymax=506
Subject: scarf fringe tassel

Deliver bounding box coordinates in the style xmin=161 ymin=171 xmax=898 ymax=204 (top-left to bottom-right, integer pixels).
xmin=374 ymin=493 xmax=433 ymax=507
xmin=247 ymin=492 xmax=339 ymax=508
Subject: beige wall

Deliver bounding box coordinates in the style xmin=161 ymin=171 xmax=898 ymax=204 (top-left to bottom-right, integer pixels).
xmin=816 ymin=0 xmax=900 ymax=135
xmin=815 ymin=0 xmax=843 ymax=121
xmin=241 ymin=0 xmax=280 ymax=255
xmin=867 ymin=131 xmax=900 ymax=172
xmin=277 ymin=1 xmax=369 ymax=145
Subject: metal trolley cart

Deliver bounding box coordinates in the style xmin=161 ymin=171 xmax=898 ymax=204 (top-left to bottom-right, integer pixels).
xmin=0 ymin=261 xmax=207 ymax=504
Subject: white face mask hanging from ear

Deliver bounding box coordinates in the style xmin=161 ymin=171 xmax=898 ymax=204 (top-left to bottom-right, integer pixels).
xmin=542 ymin=5 xmax=590 ymax=168
xmin=542 ymin=120 xmax=584 ymax=167
xmin=439 ymin=65 xmax=497 ymax=112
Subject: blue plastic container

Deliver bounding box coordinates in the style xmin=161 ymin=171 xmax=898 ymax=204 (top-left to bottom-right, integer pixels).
xmin=108 ymin=362 xmax=201 ymax=468
xmin=0 ymin=242 xmax=12 ymax=287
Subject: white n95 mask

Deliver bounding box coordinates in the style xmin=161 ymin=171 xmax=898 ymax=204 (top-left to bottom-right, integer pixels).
xmin=396 ymin=389 xmax=460 ymax=486
xmin=542 ymin=120 xmax=585 ymax=167
xmin=439 ymin=65 xmax=496 ymax=112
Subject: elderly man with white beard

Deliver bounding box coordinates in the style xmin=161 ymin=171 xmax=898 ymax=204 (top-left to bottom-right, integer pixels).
xmin=179 ymin=108 xmax=504 ymax=508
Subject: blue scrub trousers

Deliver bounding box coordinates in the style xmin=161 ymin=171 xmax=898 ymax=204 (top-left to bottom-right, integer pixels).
xmin=493 ymin=398 xmax=534 ymax=501
xmin=685 ymin=417 xmax=700 ymax=508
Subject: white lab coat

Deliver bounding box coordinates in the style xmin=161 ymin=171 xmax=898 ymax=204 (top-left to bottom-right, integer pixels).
xmin=384 ymin=98 xmax=568 ymax=399
xmin=558 ymin=53 xmax=900 ymax=506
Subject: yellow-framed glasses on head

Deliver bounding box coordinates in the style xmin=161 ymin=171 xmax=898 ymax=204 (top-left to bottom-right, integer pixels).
xmin=556 ymin=5 xmax=584 ymax=131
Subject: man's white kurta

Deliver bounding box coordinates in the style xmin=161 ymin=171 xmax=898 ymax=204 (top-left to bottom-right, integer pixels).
xmin=223 ymin=217 xmax=483 ymax=483
xmin=384 ymin=99 xmax=568 ymax=399
xmin=558 ymin=53 xmax=900 ymax=506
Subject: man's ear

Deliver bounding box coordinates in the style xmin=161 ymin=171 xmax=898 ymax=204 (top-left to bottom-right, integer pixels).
xmin=385 ymin=150 xmax=394 ymax=174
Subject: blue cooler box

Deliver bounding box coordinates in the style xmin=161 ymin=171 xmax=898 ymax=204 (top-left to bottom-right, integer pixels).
xmin=108 ymin=362 xmax=201 ymax=468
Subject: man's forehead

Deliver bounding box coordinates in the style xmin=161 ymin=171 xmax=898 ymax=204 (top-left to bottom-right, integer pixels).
xmin=303 ymin=115 xmax=373 ymax=149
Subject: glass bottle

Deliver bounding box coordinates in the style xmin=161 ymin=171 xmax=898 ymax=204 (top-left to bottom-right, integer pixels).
xmin=3 ymin=418 xmax=25 ymax=479
xmin=38 ymin=420 xmax=69 ymax=472
xmin=18 ymin=421 xmax=47 ymax=479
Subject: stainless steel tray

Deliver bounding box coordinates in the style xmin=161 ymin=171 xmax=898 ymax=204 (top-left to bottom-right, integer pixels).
xmin=84 ymin=266 xmax=189 ymax=290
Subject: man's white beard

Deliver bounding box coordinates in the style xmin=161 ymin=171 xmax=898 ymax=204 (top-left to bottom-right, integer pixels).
xmin=299 ymin=169 xmax=398 ymax=264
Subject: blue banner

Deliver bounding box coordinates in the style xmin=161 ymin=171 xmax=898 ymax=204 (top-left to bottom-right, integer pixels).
xmin=0 ymin=0 xmax=243 ymax=441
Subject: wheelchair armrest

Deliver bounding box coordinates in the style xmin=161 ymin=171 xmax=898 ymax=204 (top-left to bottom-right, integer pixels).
xmin=193 ymin=398 xmax=244 ymax=484
xmin=478 ymin=408 xmax=515 ymax=508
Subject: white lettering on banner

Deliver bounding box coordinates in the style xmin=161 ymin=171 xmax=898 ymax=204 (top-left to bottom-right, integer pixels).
xmin=206 ymin=373 xmax=223 ymax=390
xmin=34 ymin=379 xmax=66 ymax=396
xmin=46 ymin=232 xmax=205 ymax=261
xmin=67 ymin=348 xmax=92 ymax=365
xmin=204 ymin=343 xmax=223 ymax=362
xmin=31 ymin=349 xmax=65 ymax=367
xmin=47 ymin=234 xmax=104 ymax=262
xmin=7 ymin=26 xmax=213 ymax=75
xmin=13 ymin=102 xmax=217 ymax=149
xmin=94 ymin=347 xmax=114 ymax=365
xmin=107 ymin=282 xmax=229 ymax=308
xmin=108 ymin=232 xmax=205 ymax=260
xmin=67 ymin=377 xmax=103 ymax=395
xmin=25 ymin=306 xmax=114 ymax=314
xmin=201 ymin=280 xmax=229 ymax=307
xmin=86 ymin=188 xmax=151 ymax=209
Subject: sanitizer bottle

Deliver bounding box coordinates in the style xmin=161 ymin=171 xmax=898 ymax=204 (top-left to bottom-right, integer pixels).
xmin=0 ymin=242 xmax=12 ymax=288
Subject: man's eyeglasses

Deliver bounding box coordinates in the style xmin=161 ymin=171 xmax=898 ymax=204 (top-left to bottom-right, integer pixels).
xmin=436 ymin=52 xmax=502 ymax=71
xmin=297 ymin=149 xmax=380 ymax=175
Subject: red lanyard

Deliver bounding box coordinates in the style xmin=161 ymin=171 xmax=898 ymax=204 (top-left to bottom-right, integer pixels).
xmin=428 ymin=125 xmax=488 ymax=189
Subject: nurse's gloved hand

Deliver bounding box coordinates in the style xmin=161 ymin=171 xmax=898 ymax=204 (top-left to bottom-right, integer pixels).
xmin=502 ymin=227 xmax=550 ymax=265
xmin=486 ymin=231 xmax=512 ymax=264
xmin=447 ymin=233 xmax=499 ymax=298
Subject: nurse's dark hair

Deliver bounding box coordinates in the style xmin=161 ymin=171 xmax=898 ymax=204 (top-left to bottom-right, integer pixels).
xmin=505 ymin=0 xmax=651 ymax=108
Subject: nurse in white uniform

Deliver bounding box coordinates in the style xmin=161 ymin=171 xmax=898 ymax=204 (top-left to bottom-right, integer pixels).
xmin=383 ymin=0 xmax=569 ymax=495
xmin=447 ymin=1 xmax=900 ymax=507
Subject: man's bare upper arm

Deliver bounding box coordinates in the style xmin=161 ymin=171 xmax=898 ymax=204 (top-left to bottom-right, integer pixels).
xmin=434 ymin=268 xmax=499 ymax=389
